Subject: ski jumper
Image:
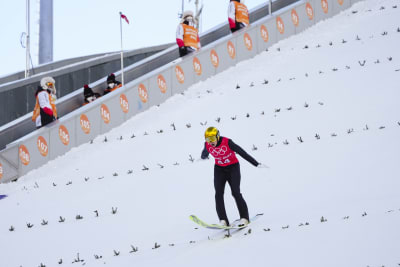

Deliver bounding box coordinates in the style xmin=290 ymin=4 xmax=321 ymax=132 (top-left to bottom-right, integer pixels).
xmin=202 ymin=137 xmax=258 ymax=224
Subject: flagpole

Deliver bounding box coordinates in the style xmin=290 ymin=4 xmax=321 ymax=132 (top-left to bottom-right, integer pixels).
xmin=119 ymin=12 xmax=125 ymax=87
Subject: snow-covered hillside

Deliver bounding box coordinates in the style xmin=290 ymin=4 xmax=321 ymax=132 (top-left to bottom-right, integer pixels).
xmin=1 ymin=0 xmax=400 ymax=266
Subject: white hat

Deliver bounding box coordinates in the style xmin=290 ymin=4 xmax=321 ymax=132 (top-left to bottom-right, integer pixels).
xmin=181 ymin=10 xmax=195 ymax=23
xmin=40 ymin=76 xmax=56 ymax=95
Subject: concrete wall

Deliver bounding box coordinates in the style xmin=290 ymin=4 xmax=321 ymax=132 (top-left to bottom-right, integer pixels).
xmin=0 ymin=0 xmax=360 ymax=184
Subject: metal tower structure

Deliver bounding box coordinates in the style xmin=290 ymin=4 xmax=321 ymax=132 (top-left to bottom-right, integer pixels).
xmin=38 ymin=0 xmax=53 ymax=65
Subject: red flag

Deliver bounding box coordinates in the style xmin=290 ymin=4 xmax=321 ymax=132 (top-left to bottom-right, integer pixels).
xmin=120 ymin=12 xmax=129 ymax=24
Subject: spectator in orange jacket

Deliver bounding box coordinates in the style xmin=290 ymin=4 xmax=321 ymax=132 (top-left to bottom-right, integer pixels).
xmin=32 ymin=77 xmax=57 ymax=128
xmin=176 ymin=10 xmax=201 ymax=57
xmin=32 ymin=86 xmax=55 ymax=128
xmin=40 ymin=76 xmax=58 ymax=119
xmin=228 ymin=0 xmax=250 ymax=33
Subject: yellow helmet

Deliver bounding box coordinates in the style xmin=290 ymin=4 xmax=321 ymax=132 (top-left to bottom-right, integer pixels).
xmin=204 ymin=127 xmax=220 ymax=143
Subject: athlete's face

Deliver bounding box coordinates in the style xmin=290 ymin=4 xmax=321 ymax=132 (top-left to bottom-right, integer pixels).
xmin=209 ymin=140 xmax=218 ymax=147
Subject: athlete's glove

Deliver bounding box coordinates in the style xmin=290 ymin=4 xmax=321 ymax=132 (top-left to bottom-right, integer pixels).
xmin=196 ymin=156 xmax=209 ymax=162
xmin=257 ymin=163 xmax=269 ymax=169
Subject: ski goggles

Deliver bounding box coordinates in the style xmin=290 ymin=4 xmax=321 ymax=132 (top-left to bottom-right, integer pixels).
xmin=46 ymin=82 xmax=54 ymax=88
xmin=205 ymin=135 xmax=218 ymax=143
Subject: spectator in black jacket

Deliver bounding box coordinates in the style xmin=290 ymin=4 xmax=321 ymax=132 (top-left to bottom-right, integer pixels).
xmin=83 ymin=84 xmax=100 ymax=105
xmin=104 ymin=73 xmax=122 ymax=95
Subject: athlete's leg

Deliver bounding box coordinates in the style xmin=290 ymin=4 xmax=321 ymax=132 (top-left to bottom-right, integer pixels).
xmin=214 ymin=165 xmax=229 ymax=224
xmin=227 ymin=164 xmax=249 ymax=220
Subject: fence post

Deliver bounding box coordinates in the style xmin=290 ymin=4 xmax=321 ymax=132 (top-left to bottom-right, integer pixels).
xmin=269 ymin=0 xmax=272 ymax=15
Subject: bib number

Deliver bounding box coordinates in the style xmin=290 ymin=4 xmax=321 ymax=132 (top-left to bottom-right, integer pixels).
xmin=218 ymin=159 xmax=231 ymax=165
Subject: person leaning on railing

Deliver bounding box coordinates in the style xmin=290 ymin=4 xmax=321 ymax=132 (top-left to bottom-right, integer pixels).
xmin=228 ymin=0 xmax=250 ymax=33
xmin=176 ymin=10 xmax=201 ymax=57
xmin=31 ymin=77 xmax=57 ymax=128
xmin=103 ymin=73 xmax=122 ymax=95
xmin=83 ymin=84 xmax=101 ymax=105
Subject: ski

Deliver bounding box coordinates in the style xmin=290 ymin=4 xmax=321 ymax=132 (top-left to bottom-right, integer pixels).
xmin=189 ymin=215 xmax=235 ymax=230
xmin=189 ymin=213 xmax=263 ymax=230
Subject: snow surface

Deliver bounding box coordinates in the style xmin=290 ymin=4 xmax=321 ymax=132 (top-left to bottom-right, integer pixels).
xmin=1 ymin=0 xmax=400 ymax=266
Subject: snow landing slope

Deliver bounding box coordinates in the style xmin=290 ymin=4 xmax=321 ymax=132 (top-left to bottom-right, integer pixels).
xmin=1 ymin=0 xmax=400 ymax=266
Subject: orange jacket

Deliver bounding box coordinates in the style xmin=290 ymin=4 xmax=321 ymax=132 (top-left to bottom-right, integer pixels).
xmin=180 ymin=24 xmax=200 ymax=49
xmin=104 ymin=83 xmax=122 ymax=95
xmin=50 ymin=93 xmax=57 ymax=118
xmin=32 ymin=91 xmax=57 ymax=121
xmin=233 ymin=1 xmax=249 ymax=25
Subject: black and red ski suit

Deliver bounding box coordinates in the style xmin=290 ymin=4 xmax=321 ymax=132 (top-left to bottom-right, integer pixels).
xmin=201 ymin=136 xmax=259 ymax=225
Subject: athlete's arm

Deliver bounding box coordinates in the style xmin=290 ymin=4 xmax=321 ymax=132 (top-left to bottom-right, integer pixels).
xmin=201 ymin=143 xmax=209 ymax=159
xmin=228 ymin=139 xmax=259 ymax=166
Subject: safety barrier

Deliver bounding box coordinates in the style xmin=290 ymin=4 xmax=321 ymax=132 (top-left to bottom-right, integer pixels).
xmin=0 ymin=43 xmax=173 ymax=131
xmin=0 ymin=0 xmax=362 ymax=183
